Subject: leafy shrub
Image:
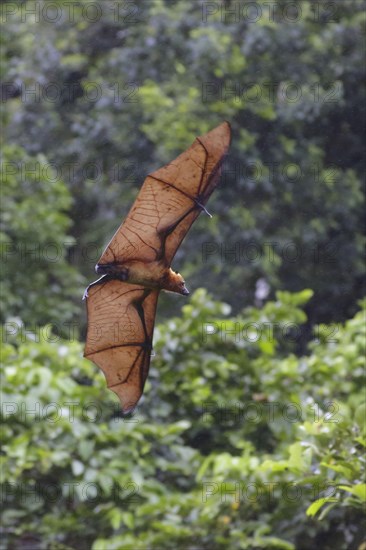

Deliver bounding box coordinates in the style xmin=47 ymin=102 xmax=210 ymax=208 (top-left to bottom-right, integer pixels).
xmin=1 ymin=291 xmax=364 ymax=549
xmin=1 ymin=145 xmax=83 ymax=332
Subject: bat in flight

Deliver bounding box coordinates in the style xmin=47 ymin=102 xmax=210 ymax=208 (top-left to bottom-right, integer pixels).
xmin=83 ymin=122 xmax=231 ymax=413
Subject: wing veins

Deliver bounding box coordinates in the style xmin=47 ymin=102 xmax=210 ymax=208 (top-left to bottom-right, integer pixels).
xmin=97 ymin=287 xmax=144 ymax=303
xmin=162 ymin=205 xmax=197 ymax=238
xmin=85 ymin=341 xmax=151 ymax=357
xmin=194 ymin=138 xmax=209 ymax=195
xmin=108 ymin=347 xmax=145 ymax=388
xmin=148 ymin=176 xmax=198 ymax=204
xmin=124 ymin=225 xmax=159 ymax=256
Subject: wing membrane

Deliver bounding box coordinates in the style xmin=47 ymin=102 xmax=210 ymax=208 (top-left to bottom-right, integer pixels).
xmin=97 ymin=122 xmax=231 ymax=266
xmin=84 ymin=280 xmax=159 ymax=412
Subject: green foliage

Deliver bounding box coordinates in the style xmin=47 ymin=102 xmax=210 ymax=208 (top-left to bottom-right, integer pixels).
xmin=1 ymin=2 xmax=365 ymax=548
xmin=1 ymin=144 xmax=83 ymax=331
xmin=1 ymin=291 xmax=365 ymax=549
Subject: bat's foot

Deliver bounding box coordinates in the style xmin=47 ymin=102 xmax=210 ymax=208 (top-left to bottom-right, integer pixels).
xmin=95 ymin=263 xmax=112 ymax=274
xmin=82 ymin=275 xmax=110 ymax=300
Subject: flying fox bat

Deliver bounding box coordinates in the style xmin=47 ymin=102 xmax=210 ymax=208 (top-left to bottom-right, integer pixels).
xmin=83 ymin=121 xmax=231 ymax=412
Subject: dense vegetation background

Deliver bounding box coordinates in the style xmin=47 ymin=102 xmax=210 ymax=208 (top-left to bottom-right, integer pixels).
xmin=1 ymin=1 xmax=365 ymax=548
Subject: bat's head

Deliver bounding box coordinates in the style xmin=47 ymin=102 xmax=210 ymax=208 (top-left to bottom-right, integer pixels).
xmin=165 ymin=269 xmax=190 ymax=296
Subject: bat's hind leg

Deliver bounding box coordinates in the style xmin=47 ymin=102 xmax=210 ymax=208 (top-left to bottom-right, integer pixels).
xmin=95 ymin=263 xmax=129 ymax=281
xmin=82 ymin=275 xmax=111 ymax=300
xmin=83 ymin=266 xmax=130 ymax=299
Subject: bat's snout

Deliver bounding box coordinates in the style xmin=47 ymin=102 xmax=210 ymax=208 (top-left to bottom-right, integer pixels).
xmin=181 ymin=285 xmax=190 ymax=296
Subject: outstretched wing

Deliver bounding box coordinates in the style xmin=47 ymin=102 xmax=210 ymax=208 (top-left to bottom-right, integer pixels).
xmin=97 ymin=121 xmax=231 ymax=267
xmin=84 ymin=279 xmax=159 ymax=413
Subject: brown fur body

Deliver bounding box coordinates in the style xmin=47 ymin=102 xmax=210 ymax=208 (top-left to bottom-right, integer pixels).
xmin=95 ymin=261 xmax=189 ymax=295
